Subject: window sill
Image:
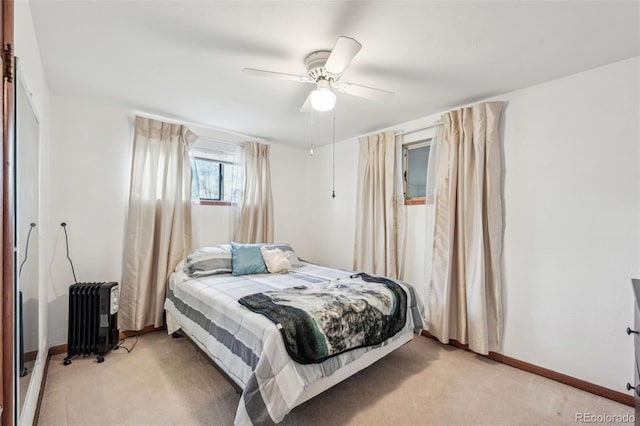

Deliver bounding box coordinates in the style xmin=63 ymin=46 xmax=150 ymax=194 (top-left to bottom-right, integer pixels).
xmin=198 ymin=200 xmax=235 ymax=206
xmin=404 ymin=197 xmax=434 ymax=206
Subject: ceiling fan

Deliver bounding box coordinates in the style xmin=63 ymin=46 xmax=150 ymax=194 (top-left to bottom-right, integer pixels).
xmin=243 ymin=36 xmax=394 ymax=112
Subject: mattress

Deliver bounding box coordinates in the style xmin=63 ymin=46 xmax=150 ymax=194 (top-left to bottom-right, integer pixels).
xmin=164 ymin=261 xmax=424 ymax=425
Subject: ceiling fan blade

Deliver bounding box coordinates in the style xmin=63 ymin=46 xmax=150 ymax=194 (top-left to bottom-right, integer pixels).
xmin=324 ymin=36 xmax=362 ymax=75
xmin=333 ymin=81 xmax=394 ymax=102
xmin=243 ymin=68 xmax=314 ymax=84
xmin=299 ymin=93 xmax=313 ymax=113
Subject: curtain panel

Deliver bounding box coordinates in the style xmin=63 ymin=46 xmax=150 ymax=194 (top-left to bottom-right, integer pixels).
xmin=427 ymin=101 xmax=504 ymax=355
xmin=353 ymin=131 xmax=406 ymax=280
xmin=420 ymin=125 xmax=442 ymax=320
xmin=120 ymin=116 xmax=195 ymax=331
xmin=233 ymin=141 xmax=274 ymax=244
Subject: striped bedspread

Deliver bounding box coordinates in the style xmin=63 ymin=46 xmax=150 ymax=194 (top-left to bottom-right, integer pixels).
xmin=164 ymin=262 xmax=424 ymax=425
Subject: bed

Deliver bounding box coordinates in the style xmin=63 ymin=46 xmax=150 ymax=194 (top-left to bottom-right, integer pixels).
xmin=163 ymin=244 xmax=424 ymax=425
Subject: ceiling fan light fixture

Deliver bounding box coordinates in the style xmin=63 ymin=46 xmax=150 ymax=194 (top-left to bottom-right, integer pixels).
xmin=244 ymin=36 xmax=394 ymax=112
xmin=310 ymin=82 xmax=336 ymax=112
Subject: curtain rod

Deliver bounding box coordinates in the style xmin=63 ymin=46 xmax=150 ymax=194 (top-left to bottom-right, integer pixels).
xmin=131 ymin=111 xmax=266 ymax=142
xmin=361 ymin=121 xmax=443 ymax=140
xmin=395 ymin=121 xmax=443 ymax=137
xmin=191 ymin=145 xmax=237 ymax=157
xmin=194 ymin=136 xmax=242 ymax=146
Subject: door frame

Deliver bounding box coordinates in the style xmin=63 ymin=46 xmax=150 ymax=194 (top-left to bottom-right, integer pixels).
xmin=1 ymin=0 xmax=15 ymax=425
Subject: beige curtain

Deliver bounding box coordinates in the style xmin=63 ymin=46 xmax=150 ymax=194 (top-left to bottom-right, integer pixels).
xmin=234 ymin=142 xmax=274 ymax=243
xmin=353 ymin=132 xmax=406 ymax=280
xmin=120 ymin=116 xmax=194 ymax=331
xmin=427 ymin=102 xmax=504 ymax=355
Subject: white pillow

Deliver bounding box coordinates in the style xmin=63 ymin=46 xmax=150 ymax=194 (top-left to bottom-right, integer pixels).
xmin=262 ymin=243 xmax=303 ymax=267
xmin=260 ymin=247 xmax=292 ymax=273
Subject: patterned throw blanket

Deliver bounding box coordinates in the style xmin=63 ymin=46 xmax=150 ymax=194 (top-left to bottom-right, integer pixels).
xmin=238 ymin=273 xmax=407 ymax=364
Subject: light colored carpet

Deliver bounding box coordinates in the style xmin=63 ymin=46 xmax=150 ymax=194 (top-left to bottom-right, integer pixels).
xmin=38 ymin=331 xmax=632 ymax=426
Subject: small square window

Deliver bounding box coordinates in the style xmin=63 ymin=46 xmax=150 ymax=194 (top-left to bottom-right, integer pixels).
xmin=191 ymin=157 xmax=238 ymax=204
xmin=402 ymin=139 xmax=431 ymax=205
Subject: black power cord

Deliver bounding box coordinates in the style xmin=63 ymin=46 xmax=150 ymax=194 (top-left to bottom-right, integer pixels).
xmin=61 ymin=223 xmax=78 ymax=284
xmin=115 ymin=336 xmax=138 ymax=353
xmin=18 ymin=223 xmax=36 ymax=277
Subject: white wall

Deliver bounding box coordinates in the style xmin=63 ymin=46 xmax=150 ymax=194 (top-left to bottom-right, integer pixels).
xmin=306 ymin=57 xmax=640 ymax=394
xmin=498 ymin=57 xmax=639 ymax=392
xmin=14 ymin=1 xmax=51 ymax=424
xmin=305 ymin=140 xmax=359 ymax=270
xmin=269 ymin=143 xmax=311 ymax=257
xmin=191 ymin=204 xmax=232 ymax=248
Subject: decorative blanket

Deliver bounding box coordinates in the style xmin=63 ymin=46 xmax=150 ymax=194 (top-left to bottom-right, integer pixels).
xmin=238 ymin=273 xmax=407 ymax=364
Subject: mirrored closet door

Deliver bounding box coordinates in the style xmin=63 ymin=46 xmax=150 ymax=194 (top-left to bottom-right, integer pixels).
xmin=15 ymin=61 xmax=40 ymax=422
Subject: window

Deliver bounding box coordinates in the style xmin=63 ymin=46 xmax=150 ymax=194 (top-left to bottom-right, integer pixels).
xmin=191 ymin=157 xmax=238 ymax=205
xmin=402 ymin=139 xmax=431 ymax=205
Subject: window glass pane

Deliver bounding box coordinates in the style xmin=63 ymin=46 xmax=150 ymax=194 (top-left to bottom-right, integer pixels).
xmin=193 ymin=158 xmax=221 ymax=200
xmin=222 ymin=163 xmax=237 ymax=201
xmin=191 ymin=159 xmax=199 ymax=200
xmin=407 ymin=145 xmax=430 ymax=199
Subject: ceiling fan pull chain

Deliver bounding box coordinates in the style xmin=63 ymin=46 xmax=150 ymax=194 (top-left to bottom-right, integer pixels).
xmin=332 ymin=108 xmax=336 ymax=199
xmin=310 ymin=109 xmax=314 ymax=156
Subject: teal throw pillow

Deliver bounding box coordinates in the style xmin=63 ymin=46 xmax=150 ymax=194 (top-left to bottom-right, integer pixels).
xmin=231 ymin=242 xmax=268 ymax=276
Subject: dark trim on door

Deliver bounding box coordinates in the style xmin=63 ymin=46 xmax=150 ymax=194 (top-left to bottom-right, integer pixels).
xmin=1 ymin=1 xmax=15 ymax=425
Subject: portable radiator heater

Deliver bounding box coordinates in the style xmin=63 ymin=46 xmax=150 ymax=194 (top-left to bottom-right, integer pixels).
xmin=63 ymin=282 xmax=120 ymax=365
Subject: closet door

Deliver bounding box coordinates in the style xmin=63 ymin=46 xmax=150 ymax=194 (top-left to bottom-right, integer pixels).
xmin=1 ymin=1 xmax=15 ymax=425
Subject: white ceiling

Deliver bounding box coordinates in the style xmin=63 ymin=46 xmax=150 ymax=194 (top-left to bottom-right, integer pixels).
xmin=29 ymin=0 xmax=640 ymax=147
